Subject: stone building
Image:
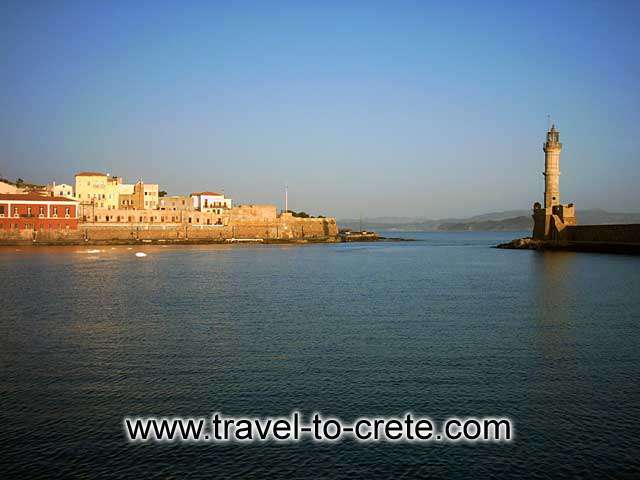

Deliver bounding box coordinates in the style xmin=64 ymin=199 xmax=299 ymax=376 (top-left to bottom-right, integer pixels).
xmin=48 ymin=182 xmax=74 ymax=199
xmin=74 ymin=172 xmax=122 ymax=210
xmin=119 ymin=181 xmax=159 ymax=210
xmin=159 ymin=195 xmax=192 ymax=211
xmin=190 ymin=192 xmax=232 ymax=214
xmin=532 ymin=125 xmax=577 ymax=241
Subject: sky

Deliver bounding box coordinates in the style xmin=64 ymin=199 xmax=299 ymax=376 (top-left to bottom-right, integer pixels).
xmin=1 ymin=0 xmax=639 ymax=219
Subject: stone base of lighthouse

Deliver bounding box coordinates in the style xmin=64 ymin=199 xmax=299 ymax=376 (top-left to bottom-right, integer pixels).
xmin=532 ymin=203 xmax=577 ymax=241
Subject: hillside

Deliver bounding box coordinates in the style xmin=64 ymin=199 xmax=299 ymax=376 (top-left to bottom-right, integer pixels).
xmin=339 ymin=210 xmax=640 ymax=232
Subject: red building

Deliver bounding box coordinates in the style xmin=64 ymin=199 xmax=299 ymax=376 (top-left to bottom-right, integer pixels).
xmin=0 ymin=194 xmax=79 ymax=231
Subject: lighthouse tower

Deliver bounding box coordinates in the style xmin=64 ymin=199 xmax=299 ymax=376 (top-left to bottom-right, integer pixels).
xmin=532 ymin=124 xmax=577 ymax=240
xmin=543 ymin=124 xmax=562 ymax=208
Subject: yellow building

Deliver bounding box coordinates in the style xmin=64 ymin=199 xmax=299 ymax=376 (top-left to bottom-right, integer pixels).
xmin=74 ymin=172 xmax=122 ymax=210
xmin=119 ymin=181 xmax=159 ymax=210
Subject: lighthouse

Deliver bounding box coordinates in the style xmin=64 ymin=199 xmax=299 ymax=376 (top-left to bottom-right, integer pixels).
xmin=543 ymin=124 xmax=562 ymax=208
xmin=532 ymin=124 xmax=577 ymax=240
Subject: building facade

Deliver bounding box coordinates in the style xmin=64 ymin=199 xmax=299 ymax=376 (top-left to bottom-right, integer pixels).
xmin=49 ymin=183 xmax=74 ymax=199
xmin=74 ymin=172 xmax=122 ymax=210
xmin=119 ymin=181 xmax=160 ymax=210
xmin=191 ymin=192 xmax=232 ymax=214
xmin=159 ymin=195 xmax=192 ymax=211
xmin=0 ymin=194 xmax=79 ymax=230
xmin=142 ymin=183 xmax=159 ymax=209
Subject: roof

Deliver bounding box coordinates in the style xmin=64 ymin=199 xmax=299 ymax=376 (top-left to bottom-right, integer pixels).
xmin=190 ymin=191 xmax=223 ymax=197
xmin=75 ymin=171 xmax=107 ymax=177
xmin=0 ymin=193 xmax=78 ymax=202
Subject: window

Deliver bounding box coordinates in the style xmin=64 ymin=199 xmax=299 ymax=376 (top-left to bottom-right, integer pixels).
xmin=65 ymin=208 xmax=70 ymax=216
xmin=27 ymin=207 xmax=32 ymax=216
xmin=39 ymin=206 xmax=45 ymax=215
xmin=54 ymin=207 xmax=58 ymax=215
xmin=0 ymin=206 xmax=4 ymax=215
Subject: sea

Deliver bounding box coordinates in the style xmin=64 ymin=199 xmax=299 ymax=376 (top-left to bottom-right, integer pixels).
xmin=1 ymin=231 xmax=639 ymax=479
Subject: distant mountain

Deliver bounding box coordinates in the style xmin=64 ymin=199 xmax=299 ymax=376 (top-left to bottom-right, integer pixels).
xmin=338 ymin=210 xmax=640 ymax=232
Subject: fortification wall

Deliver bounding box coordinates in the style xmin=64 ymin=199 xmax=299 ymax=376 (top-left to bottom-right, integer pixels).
xmin=566 ymin=224 xmax=640 ymax=244
xmin=78 ymin=216 xmax=338 ymax=242
xmin=0 ymin=228 xmax=82 ymax=243
xmin=230 ymin=205 xmax=278 ymax=220
xmin=1 ymin=217 xmax=338 ymax=244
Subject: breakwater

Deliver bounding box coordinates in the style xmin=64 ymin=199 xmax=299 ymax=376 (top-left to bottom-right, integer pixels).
xmin=498 ymin=223 xmax=640 ymax=254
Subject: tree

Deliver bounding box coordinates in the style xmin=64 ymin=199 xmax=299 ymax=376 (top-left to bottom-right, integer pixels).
xmin=159 ymin=190 xmax=167 ymax=197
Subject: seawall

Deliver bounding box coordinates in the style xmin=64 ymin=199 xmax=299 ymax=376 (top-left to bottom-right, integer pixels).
xmin=498 ymin=223 xmax=640 ymax=255
xmin=0 ymin=216 xmax=340 ymax=246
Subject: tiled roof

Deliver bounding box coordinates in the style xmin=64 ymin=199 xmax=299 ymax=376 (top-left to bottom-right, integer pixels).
xmin=0 ymin=193 xmax=78 ymax=202
xmin=75 ymin=171 xmax=107 ymax=177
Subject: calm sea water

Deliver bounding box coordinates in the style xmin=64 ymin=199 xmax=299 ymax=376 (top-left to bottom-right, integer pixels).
xmin=1 ymin=232 xmax=639 ymax=479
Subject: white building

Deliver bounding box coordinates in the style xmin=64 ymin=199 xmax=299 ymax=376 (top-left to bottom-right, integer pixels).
xmin=190 ymin=191 xmax=232 ymax=214
xmin=50 ymin=183 xmax=74 ymax=199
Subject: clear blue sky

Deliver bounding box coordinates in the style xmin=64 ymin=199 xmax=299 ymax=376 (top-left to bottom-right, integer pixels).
xmin=1 ymin=0 xmax=639 ymax=218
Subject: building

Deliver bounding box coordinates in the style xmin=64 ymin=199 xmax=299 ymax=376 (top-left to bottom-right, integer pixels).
xmin=142 ymin=183 xmax=159 ymax=209
xmin=49 ymin=183 xmax=74 ymax=199
xmin=119 ymin=181 xmax=159 ymax=210
xmin=0 ymin=180 xmax=22 ymax=194
xmin=191 ymin=191 xmax=232 ymax=214
xmin=0 ymin=194 xmax=79 ymax=230
xmin=532 ymin=125 xmax=577 ymax=241
xmin=74 ymin=172 xmax=122 ymax=210
xmin=159 ymin=195 xmax=192 ymax=211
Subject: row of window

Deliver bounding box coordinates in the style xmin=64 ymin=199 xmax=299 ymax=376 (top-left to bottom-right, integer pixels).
xmin=0 ymin=206 xmax=71 ymax=216
xmin=83 ymin=215 xmax=223 ymax=225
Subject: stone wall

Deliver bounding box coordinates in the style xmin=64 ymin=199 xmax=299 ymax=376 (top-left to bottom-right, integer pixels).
xmin=77 ymin=216 xmax=338 ymax=242
xmin=1 ymin=217 xmax=338 ymax=244
xmin=0 ymin=227 xmax=82 ymax=243
xmin=230 ymin=204 xmax=278 ymax=220
xmin=566 ymin=224 xmax=640 ymax=244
